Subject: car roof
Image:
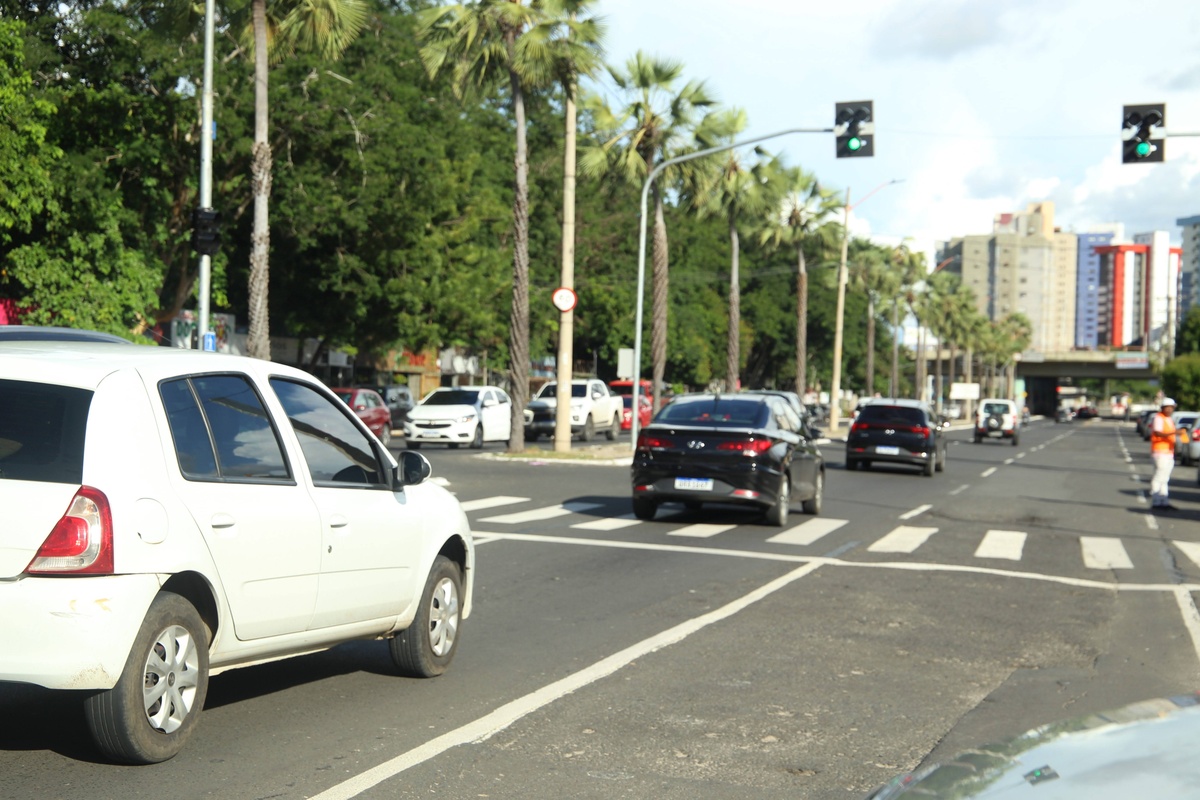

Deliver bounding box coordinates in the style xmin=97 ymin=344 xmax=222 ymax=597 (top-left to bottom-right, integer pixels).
xmin=0 ymin=340 xmax=315 ymax=391
xmin=861 ymin=397 xmax=928 ymax=409
xmin=0 ymin=325 xmax=131 ymax=344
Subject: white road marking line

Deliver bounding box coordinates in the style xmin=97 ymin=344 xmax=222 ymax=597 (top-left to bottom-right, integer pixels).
xmin=459 ymin=495 xmax=531 ymax=512
xmin=1003 ymin=458 xmax=1015 ymax=465
xmin=975 ymin=530 xmax=1026 ymax=561
xmin=1146 ymin=515 xmax=1159 ymax=531
xmin=1137 ymin=490 xmax=1147 ymax=505
xmin=1174 ymin=541 xmax=1200 ymax=569
xmin=868 ymin=525 xmax=938 ymax=553
xmin=669 ymin=523 xmax=738 ymax=538
xmin=1081 ymin=536 xmax=1134 ymax=570
xmin=1174 ymin=587 xmax=1200 ymax=672
xmin=899 ymin=504 xmax=932 ymax=520
xmin=981 ymin=467 xmax=998 ymax=477
xmin=480 ymin=501 xmax=603 ymax=524
xmin=766 ymin=517 xmax=849 ymax=545
xmin=949 ymin=484 xmax=970 ymax=495
xmin=308 ymin=561 xmax=824 ymax=800
xmin=1016 ymin=452 xmax=1027 ymax=459
xmin=572 ymin=514 xmax=641 ymax=531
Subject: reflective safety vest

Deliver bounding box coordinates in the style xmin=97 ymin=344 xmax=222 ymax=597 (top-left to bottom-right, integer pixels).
xmin=1151 ymin=412 xmax=1187 ymax=454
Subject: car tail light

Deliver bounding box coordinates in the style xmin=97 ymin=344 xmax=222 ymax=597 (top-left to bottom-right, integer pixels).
xmin=849 ymin=421 xmax=865 ymax=435
xmin=26 ymin=487 xmax=114 ymax=575
xmin=716 ymin=439 xmax=773 ymax=456
xmin=636 ymin=433 xmax=673 ymax=450
xmin=913 ymin=426 xmax=931 ymax=439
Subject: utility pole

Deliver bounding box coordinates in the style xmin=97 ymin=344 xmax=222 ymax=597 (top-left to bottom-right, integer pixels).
xmin=829 ymin=188 xmax=851 ymax=433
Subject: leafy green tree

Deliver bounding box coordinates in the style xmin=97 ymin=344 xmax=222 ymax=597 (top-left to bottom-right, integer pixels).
xmin=1177 ymin=306 xmax=1200 ymax=355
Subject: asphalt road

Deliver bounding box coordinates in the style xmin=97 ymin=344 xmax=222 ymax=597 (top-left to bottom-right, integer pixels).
xmin=3 ymin=417 xmax=1199 ymax=799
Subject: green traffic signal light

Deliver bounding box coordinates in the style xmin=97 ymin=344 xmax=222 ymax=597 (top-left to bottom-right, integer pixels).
xmin=847 ymin=137 xmax=863 ymax=151
xmin=1136 ymin=141 xmax=1152 ymax=157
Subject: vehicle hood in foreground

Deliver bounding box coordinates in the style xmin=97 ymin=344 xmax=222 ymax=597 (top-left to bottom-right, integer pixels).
xmin=866 ymin=693 xmax=1200 ymax=798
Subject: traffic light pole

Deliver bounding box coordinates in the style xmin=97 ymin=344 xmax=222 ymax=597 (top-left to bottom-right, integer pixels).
xmin=629 ymin=126 xmax=832 ymax=450
xmin=197 ymin=0 xmax=216 ymax=346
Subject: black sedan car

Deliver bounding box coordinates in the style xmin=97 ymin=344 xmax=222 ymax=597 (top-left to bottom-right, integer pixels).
xmin=631 ymin=393 xmax=824 ymax=526
xmin=845 ymin=398 xmax=946 ymax=476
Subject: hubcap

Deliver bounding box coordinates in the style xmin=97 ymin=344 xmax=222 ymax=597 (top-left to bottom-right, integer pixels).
xmin=143 ymin=625 xmax=200 ymax=734
xmin=428 ymin=577 xmax=460 ymax=657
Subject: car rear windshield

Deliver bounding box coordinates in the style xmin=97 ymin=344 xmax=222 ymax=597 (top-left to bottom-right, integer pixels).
xmin=982 ymin=402 xmax=1011 ymax=415
xmin=857 ymin=405 xmax=927 ymax=426
xmin=0 ymin=379 xmax=92 ymax=484
xmin=423 ymin=390 xmax=479 ymax=406
xmin=656 ymin=398 xmax=768 ymax=428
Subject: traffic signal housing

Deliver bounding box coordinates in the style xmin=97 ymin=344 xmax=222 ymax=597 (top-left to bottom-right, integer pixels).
xmin=1122 ymin=104 xmax=1165 ymax=164
xmin=191 ymin=207 xmax=222 ymax=257
xmin=836 ymin=101 xmax=874 ymax=158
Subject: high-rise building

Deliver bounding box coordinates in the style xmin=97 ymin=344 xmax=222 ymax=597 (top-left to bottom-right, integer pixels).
xmin=1074 ymin=224 xmax=1124 ymax=349
xmin=1178 ymin=214 xmax=1200 ymax=316
xmin=950 ymin=201 xmax=1078 ymax=354
xmin=1094 ymin=232 xmax=1182 ymax=355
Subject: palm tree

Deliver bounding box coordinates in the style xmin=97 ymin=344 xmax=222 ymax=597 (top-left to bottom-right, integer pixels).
xmin=418 ymin=0 xmax=558 ymax=452
xmin=580 ymin=51 xmax=719 ymax=411
xmin=243 ymin=0 xmax=368 ymax=360
xmin=848 ymin=241 xmax=894 ymax=397
xmin=887 ymin=242 xmax=926 ymax=397
xmin=758 ymin=166 xmax=841 ymax=395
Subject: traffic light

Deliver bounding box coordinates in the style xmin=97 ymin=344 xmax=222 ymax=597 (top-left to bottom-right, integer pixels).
xmin=191 ymin=207 xmax=222 ymax=257
xmin=835 ymin=101 xmax=874 ymax=158
xmin=1122 ymin=103 xmax=1165 ymax=163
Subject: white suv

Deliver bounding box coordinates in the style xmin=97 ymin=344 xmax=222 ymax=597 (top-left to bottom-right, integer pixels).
xmin=0 ymin=341 xmax=474 ymax=763
xmin=975 ymin=398 xmax=1020 ymax=446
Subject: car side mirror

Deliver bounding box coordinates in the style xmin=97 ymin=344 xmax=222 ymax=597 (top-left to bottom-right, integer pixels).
xmin=482 ymin=398 xmax=496 ymax=408
xmin=397 ymin=450 xmax=431 ymax=487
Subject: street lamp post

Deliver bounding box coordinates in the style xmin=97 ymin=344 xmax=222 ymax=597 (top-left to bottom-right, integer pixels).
xmin=827 ymin=178 xmax=903 ymax=433
xmin=629 ymin=126 xmax=832 ymax=449
xmin=197 ymin=0 xmax=216 ymax=344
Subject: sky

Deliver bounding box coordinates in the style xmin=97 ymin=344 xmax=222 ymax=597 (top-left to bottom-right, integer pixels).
xmin=585 ymin=0 xmax=1200 ymax=266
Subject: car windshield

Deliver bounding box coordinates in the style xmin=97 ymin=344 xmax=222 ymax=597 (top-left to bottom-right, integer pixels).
xmin=538 ymin=383 xmax=587 ymax=399
xmin=655 ymin=397 xmax=768 ymax=428
xmin=423 ymin=390 xmax=479 ymax=406
xmin=858 ymin=405 xmax=926 ymax=426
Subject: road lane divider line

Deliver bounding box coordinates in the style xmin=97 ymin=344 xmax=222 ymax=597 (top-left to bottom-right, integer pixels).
xmin=1016 ymin=452 xmax=1026 ymax=459
xmin=481 ymin=502 xmax=604 ymax=524
xmin=1174 ymin=586 xmax=1200 ymax=669
xmin=1146 ymin=515 xmax=1159 ymax=530
xmin=459 ymin=495 xmax=531 ymax=512
xmin=1003 ymin=458 xmax=1015 ymax=465
xmin=981 ymin=467 xmax=998 ymax=478
xmin=868 ymin=525 xmax=938 ymax=553
xmin=898 ymin=504 xmax=932 ymax=521
xmin=309 ymin=559 xmax=825 ymax=800
xmin=949 ymin=484 xmax=970 ymax=495
xmin=766 ymin=517 xmax=848 ymax=545
xmin=1081 ymin=536 xmax=1134 ymax=569
xmin=975 ymin=530 xmax=1027 ymax=561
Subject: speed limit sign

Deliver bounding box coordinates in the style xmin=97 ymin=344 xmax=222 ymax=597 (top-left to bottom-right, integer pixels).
xmin=552 ymin=287 xmax=577 ymax=312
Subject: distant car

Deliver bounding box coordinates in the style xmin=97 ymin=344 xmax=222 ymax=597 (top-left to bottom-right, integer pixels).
xmin=1137 ymin=408 xmax=1156 ymax=439
xmin=1172 ymin=411 xmax=1200 ymax=465
xmin=1075 ymin=405 xmax=1099 ymax=420
xmin=631 ymin=392 xmax=824 ymax=526
xmin=975 ymin=398 xmax=1020 ymax=445
xmin=0 ymin=325 xmax=132 ymax=344
xmin=405 ymin=385 xmax=512 ymax=449
xmin=846 ymin=398 xmax=946 ymax=477
xmin=740 ymin=388 xmax=807 ymax=421
xmin=524 ymin=379 xmax=623 ymax=441
xmin=372 ymin=384 xmax=415 ymax=428
xmin=332 ymin=387 xmax=393 ymax=445
xmin=1056 ymin=406 xmax=1074 ymax=423
xmin=0 ymin=341 xmax=473 ymax=764
xmin=620 ymin=393 xmax=652 ymax=431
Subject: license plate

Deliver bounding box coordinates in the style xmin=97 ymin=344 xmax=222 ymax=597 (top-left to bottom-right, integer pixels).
xmin=675 ymin=477 xmax=714 ymax=491
xmin=876 ymin=446 xmax=900 ymax=455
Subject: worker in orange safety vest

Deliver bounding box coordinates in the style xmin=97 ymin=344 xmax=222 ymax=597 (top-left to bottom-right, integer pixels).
xmin=1150 ymin=398 xmax=1189 ymax=510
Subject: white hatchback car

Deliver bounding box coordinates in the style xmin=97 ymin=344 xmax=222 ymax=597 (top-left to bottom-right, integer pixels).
xmin=404 ymin=385 xmax=512 ymax=448
xmin=0 ymin=341 xmax=474 ymax=764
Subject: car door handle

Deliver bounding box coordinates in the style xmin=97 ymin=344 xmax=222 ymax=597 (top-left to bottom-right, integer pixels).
xmin=210 ymin=513 xmax=236 ymax=531
xmin=329 ymin=514 xmax=349 ymax=529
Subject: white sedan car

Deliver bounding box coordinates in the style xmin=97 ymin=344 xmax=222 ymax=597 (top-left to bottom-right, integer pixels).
xmin=404 ymin=385 xmax=512 ymax=449
xmin=0 ymin=340 xmax=474 ymax=764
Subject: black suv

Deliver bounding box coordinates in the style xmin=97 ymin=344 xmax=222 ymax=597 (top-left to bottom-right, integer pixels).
xmin=845 ymin=399 xmax=946 ymax=477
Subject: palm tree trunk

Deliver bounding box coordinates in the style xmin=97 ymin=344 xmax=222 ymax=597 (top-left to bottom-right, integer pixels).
xmin=795 ymin=244 xmax=807 ymax=396
xmin=246 ymin=0 xmax=272 ymax=361
xmin=935 ymin=341 xmax=943 ymax=414
xmin=651 ymin=186 xmax=669 ymax=412
xmin=890 ymin=300 xmax=900 ymax=397
xmin=865 ymin=294 xmax=876 ymax=396
xmin=965 ymin=346 xmax=974 ymax=421
xmin=727 ymin=219 xmax=740 ymax=391
xmin=915 ymin=319 xmax=926 ymax=402
xmin=506 ymin=64 xmax=530 ymax=453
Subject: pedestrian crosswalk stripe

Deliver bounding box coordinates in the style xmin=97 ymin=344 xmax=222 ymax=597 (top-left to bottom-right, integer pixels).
xmin=481 ymin=501 xmax=604 ymax=524
xmin=459 ymin=495 xmax=530 ymax=512
xmin=669 ymin=523 xmax=739 ymax=539
xmin=1173 ymin=541 xmax=1200 ymax=569
xmin=766 ymin=517 xmax=849 ymax=546
xmin=868 ymin=526 xmax=938 ymax=553
xmin=975 ymin=530 xmax=1026 ymax=561
xmin=573 ymin=514 xmax=641 ymax=531
xmin=1080 ymin=536 xmax=1133 ymax=570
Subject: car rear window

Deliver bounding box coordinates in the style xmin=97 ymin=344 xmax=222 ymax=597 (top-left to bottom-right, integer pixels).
xmin=656 ymin=398 xmax=769 ymax=428
xmin=857 ymin=405 xmax=927 ymax=426
xmin=982 ymin=402 xmax=1011 ymax=415
xmin=0 ymin=379 xmax=91 ymax=484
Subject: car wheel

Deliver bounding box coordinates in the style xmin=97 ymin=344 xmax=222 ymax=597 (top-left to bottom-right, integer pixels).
xmin=470 ymin=425 xmax=483 ymax=449
xmin=802 ymin=470 xmax=823 ymax=515
xmin=84 ymin=592 xmax=209 ymax=764
xmin=862 ymin=461 xmax=872 ymax=470
xmin=606 ymin=412 xmax=620 ymax=441
xmin=1012 ymin=434 xmax=1020 ymax=447
xmin=632 ymin=496 xmax=657 ymax=520
xmin=379 ymin=426 xmax=391 ymax=447
xmin=579 ymin=416 xmax=594 ymax=442
xmin=390 ymin=556 xmax=462 ymax=678
xmin=973 ymin=433 xmax=982 ymax=443
xmin=766 ymin=474 xmax=790 ymax=527
xmin=845 ymin=457 xmax=858 ymax=471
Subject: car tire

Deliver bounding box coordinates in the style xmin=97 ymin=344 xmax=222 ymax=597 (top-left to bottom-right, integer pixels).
xmin=766 ymin=474 xmax=790 ymax=527
xmin=579 ymin=416 xmax=594 ymax=442
xmin=862 ymin=461 xmax=871 ymax=470
xmin=632 ymin=496 xmax=657 ymax=520
xmin=845 ymin=457 xmax=858 ymax=471
xmin=923 ymin=455 xmax=935 ymax=477
xmin=1012 ymin=434 xmax=1019 ymax=447
xmin=802 ymin=470 xmax=823 ymax=515
xmin=973 ymin=433 xmax=982 ymax=443
xmin=606 ymin=412 xmax=620 ymax=441
xmin=936 ymin=447 xmax=945 ymax=472
xmin=84 ymin=592 xmax=210 ymax=765
xmin=470 ymin=425 xmax=483 ymax=449
xmin=390 ymin=555 xmax=462 ymax=678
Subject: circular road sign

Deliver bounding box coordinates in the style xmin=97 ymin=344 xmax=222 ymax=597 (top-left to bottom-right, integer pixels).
xmin=552 ymin=287 xmax=577 ymax=313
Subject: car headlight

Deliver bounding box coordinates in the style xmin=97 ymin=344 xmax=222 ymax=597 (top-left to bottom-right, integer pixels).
xmin=524 ymin=409 xmax=533 ymax=424
xmin=457 ymin=413 xmax=477 ymax=424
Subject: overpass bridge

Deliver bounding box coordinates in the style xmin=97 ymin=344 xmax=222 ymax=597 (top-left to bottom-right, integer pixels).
xmin=1015 ymin=350 xmax=1159 ymax=415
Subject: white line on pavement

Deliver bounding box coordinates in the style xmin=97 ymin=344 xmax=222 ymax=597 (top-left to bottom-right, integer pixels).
xmin=766 ymin=517 xmax=849 ymax=546
xmin=868 ymin=525 xmax=938 ymax=553
xmin=1146 ymin=514 xmax=1159 ymax=530
xmin=975 ymin=530 xmax=1026 ymax=561
xmin=949 ymin=484 xmax=970 ymax=495
xmin=981 ymin=467 xmax=998 ymax=478
xmin=899 ymin=504 xmax=932 ymax=520
xmin=669 ymin=523 xmax=739 ymax=538
xmin=572 ymin=514 xmax=641 ymax=531
xmin=480 ymin=502 xmax=603 ymax=524
xmin=1081 ymin=536 xmax=1134 ymax=569
xmin=459 ymin=495 xmax=530 ymax=512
